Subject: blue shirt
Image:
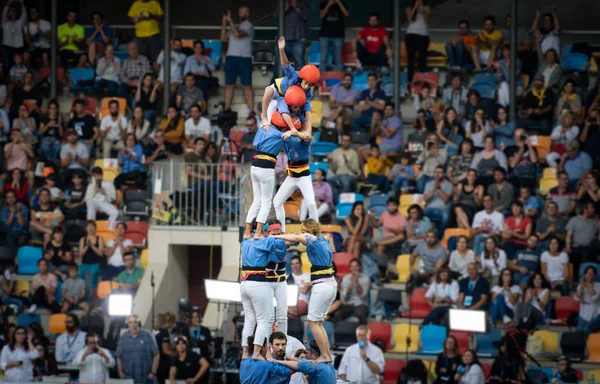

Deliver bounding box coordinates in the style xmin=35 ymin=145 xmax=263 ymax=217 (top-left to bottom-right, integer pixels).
xmin=514 ymin=249 xmax=540 ymax=272
xmin=296 ymin=360 xmax=336 ymax=384
xmin=240 ymin=358 xmax=291 ymax=384
xmin=241 ymin=237 xmax=287 ymax=268
xmin=253 ymin=126 xmax=285 ymax=156
xmin=284 ymin=136 xmax=311 ymax=162
xmin=279 ymin=64 xmax=313 ymax=106
xmin=276 ymin=98 xmax=307 ymax=124
xmin=305 ymin=235 xmax=332 ymax=267
xmin=489 ymin=121 xmax=516 ymax=148
xmin=118 ymin=144 xmax=146 ymax=173
xmin=115 ymin=330 xmax=159 ymax=384
xmin=564 ymin=151 xmax=592 ymax=181
xmin=84 ymin=26 xmax=112 ymax=47
xmin=359 ymin=88 xmax=386 ymax=117
xmin=522 ymin=196 xmax=539 ymax=216
xmin=0 ymin=205 xmax=30 ymax=233
xmin=183 ymin=55 xmax=215 ymax=76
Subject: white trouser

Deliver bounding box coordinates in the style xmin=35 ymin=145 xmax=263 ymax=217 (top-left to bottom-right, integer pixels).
xmin=273 ymin=175 xmax=318 ymax=232
xmin=300 ymin=201 xmax=329 ymax=221
xmin=270 ymin=281 xmax=288 ymax=335
xmin=307 ymin=283 xmax=337 ymax=322
xmin=267 ymin=99 xmax=278 ymax=122
xmin=86 ymin=200 xmax=119 ymax=228
xmin=546 ymin=152 xmax=562 ymax=167
xmin=240 ymin=280 xmax=274 ymax=347
xmin=246 ymin=166 xmax=275 ymax=224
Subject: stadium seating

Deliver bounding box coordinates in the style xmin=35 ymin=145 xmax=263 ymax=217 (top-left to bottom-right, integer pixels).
xmin=475 ymin=329 xmax=501 ymax=357
xmin=15 ymin=280 xmax=31 ymax=297
xmin=125 ymin=221 xmax=149 ymax=250
xmin=368 ymin=322 xmax=392 ymax=351
xmin=17 ymin=246 xmax=43 ymax=275
xmin=482 ymin=364 xmax=493 ymax=379
xmin=311 ymin=142 xmax=338 ymax=159
xmin=554 ymin=296 xmax=580 ymax=325
xmin=283 ymin=200 xmax=301 ymax=221
xmin=390 ymin=324 xmax=419 ymax=353
xmin=332 ymin=253 xmax=355 ymax=279
xmin=417 ymin=325 xmax=447 ymax=355
xmin=97 ymin=281 xmax=119 ymax=300
xmin=441 ymin=228 xmax=471 ymax=249
xmin=124 ymin=189 xmax=151 ymax=218
xmin=336 ymin=193 xmax=365 ymax=222
xmin=533 ymin=330 xmax=560 ymax=355
xmin=95 ymin=221 xmax=116 ymax=244
xmin=539 ymin=177 xmax=559 ymax=195
xmin=406 ymin=289 xmax=431 ymax=319
xmin=383 ymin=359 xmax=406 ymax=384
xmin=473 ymin=72 xmax=498 ymax=86
xmin=140 ymin=249 xmax=149 ymax=269
xmin=49 ymin=314 xmax=68 ymax=335
xmin=306 ymin=321 xmax=333 ymax=346
xmin=527 ymin=367 xmax=554 ymax=383
xmin=18 ymin=313 xmax=41 ymax=328
xmin=203 ymin=40 xmax=223 ymax=67
xmin=376 ymin=288 xmax=403 ymax=309
xmin=334 ymin=321 xmax=359 ymax=348
xmin=579 ymin=263 xmax=600 ymax=281
xmin=471 ymin=82 xmax=496 ymax=99
xmin=560 ymin=331 xmax=587 ymax=362
xmin=94 ymin=159 xmax=120 ymax=182
xmin=310 ymin=100 xmax=323 ymax=128
xmin=586 ymin=333 xmax=600 ymax=363
xmin=307 ymin=41 xmax=321 ymax=66
xmin=393 ymin=254 xmax=414 ymax=284
xmin=562 ymin=53 xmax=589 ymax=72
xmin=352 ymin=72 xmax=370 ymax=92
xmin=321 ymin=225 xmax=343 ymax=236
xmin=319 ymin=72 xmax=345 ymax=96
xmin=449 ymin=331 xmax=469 ymax=354
xmin=530 ymin=136 xmax=551 ymax=161
xmin=0 ymin=246 xmax=14 ymax=266
xmin=69 ymin=68 xmax=96 ymax=93
xmin=399 ymin=194 xmax=424 ymax=216
xmin=309 ymin=162 xmax=329 ymax=176
xmin=341 ymin=42 xmax=357 ymax=67
xmin=410 ymin=72 xmax=439 ymax=97
xmin=99 ymin=97 xmax=127 ymax=119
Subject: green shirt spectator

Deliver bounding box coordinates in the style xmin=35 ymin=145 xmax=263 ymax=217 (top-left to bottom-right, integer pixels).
xmin=58 ymin=21 xmax=84 ymax=52
xmin=117 ymin=265 xmax=145 ymax=292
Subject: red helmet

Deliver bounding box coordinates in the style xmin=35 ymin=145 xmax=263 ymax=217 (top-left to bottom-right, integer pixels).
xmin=298 ymin=64 xmax=320 ymax=85
xmin=271 ymin=111 xmax=302 ymax=131
xmin=284 ymin=85 xmax=307 ymax=108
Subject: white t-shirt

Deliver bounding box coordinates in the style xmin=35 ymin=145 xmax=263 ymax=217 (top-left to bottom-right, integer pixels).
xmin=100 ymin=115 xmax=128 ymax=142
xmin=531 ymin=288 xmax=549 ymax=313
xmin=425 ymin=280 xmax=459 ymax=304
xmin=291 ymin=272 xmax=311 ymax=303
xmin=184 ymin=117 xmax=211 ymax=139
xmin=60 ymin=142 xmax=90 ymax=169
xmin=25 ymin=20 xmax=51 ymax=49
xmin=541 ymin=251 xmax=569 ymax=282
xmin=539 ymin=30 xmax=560 ymax=56
xmin=491 ymin=285 xmax=522 ymax=311
xmin=472 ymin=210 xmax=505 ymax=234
xmin=480 ymin=249 xmax=507 ymax=277
xmin=106 ymin=238 xmax=133 ymax=267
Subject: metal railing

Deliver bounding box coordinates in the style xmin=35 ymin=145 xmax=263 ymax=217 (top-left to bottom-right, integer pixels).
xmin=150 ymin=161 xmax=251 ymax=229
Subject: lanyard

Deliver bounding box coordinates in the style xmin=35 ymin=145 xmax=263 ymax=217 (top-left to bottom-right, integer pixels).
xmin=468 ymin=278 xmax=478 ymax=294
xmin=191 ymin=327 xmax=201 ymax=341
xmin=66 ymin=331 xmax=80 ymax=349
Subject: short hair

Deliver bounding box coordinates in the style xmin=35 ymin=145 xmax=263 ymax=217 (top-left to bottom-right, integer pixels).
xmin=91 ymin=166 xmax=103 ymax=176
xmin=387 ymin=196 xmax=398 ymax=205
xmin=493 ymin=166 xmax=506 ymax=176
xmin=344 ymin=73 xmax=354 ymax=80
xmin=356 ymin=325 xmax=369 ymax=334
xmin=349 ymin=258 xmax=361 ymax=267
xmin=484 ymin=15 xmax=496 ymax=24
xmin=367 ymin=72 xmax=377 ymax=81
xmin=67 ymin=314 xmax=80 ymax=328
xmin=435 ymin=165 xmax=445 ymax=172
xmin=38 ymin=187 xmax=50 ymax=196
xmin=546 ymin=201 xmax=558 ymax=210
xmin=458 ymin=20 xmax=470 ymax=28
xmin=185 ymin=72 xmax=195 ymax=80
xmin=566 ymin=140 xmax=580 ymax=150
xmin=371 ymin=143 xmax=380 ymax=151
xmin=421 ymin=83 xmax=431 ymax=91
xmin=189 ymin=104 xmax=201 ymax=112
xmin=585 ymin=265 xmax=598 ymax=276
xmin=73 ymin=98 xmax=85 ymax=107
xmin=290 ymin=255 xmax=302 ymax=265
xmin=269 ymin=332 xmax=287 ymax=344
xmin=384 ymin=101 xmax=395 ymax=109
xmin=108 ymin=100 xmax=119 ymax=108
xmin=37 ymin=258 xmax=49 ymax=266
xmin=68 ymin=263 xmax=79 ymax=271
xmin=116 ymin=222 xmax=128 ymax=231
xmin=368 ymin=12 xmax=380 ymax=19
xmin=123 ymin=252 xmax=135 ymax=260
xmin=91 ymin=11 xmax=104 ymax=21
xmin=426 ymin=228 xmax=438 ymax=236
xmin=194 ymin=137 xmax=206 ymax=145
xmin=246 ymin=116 xmax=257 ymax=124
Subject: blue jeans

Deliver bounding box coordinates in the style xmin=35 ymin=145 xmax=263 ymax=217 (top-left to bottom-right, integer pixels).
xmin=490 ymin=294 xmax=514 ymax=327
xmin=416 ymin=175 xmax=433 ymax=194
xmin=351 ymin=114 xmax=372 ymax=132
xmin=422 ymin=305 xmax=450 ymax=327
xmin=275 ymin=39 xmax=305 ymax=71
xmin=367 ymin=174 xmax=389 ymax=193
xmin=94 ymin=79 xmax=119 ymax=97
xmin=446 ymin=42 xmax=464 ymax=67
xmin=513 ymin=271 xmax=532 ymax=286
xmin=473 ymin=234 xmax=487 ymax=255
xmin=79 ymin=263 xmax=101 ymax=301
xmin=329 ymin=174 xmax=357 ymax=204
xmin=319 ymin=37 xmax=343 ymax=71
xmin=392 ymin=174 xmax=411 ymax=195
xmin=577 ymin=315 xmax=600 ymax=336
xmin=424 ymin=207 xmax=450 ymax=238
xmin=41 ymin=136 xmax=61 ymax=159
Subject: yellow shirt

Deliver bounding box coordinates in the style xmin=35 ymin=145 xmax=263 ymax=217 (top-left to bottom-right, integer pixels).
xmin=128 ymin=0 xmax=164 ymax=38
xmin=367 ymin=157 xmax=392 ymax=176
xmin=57 ymin=23 xmax=84 ymax=52
xmin=477 ymin=29 xmax=504 ymax=51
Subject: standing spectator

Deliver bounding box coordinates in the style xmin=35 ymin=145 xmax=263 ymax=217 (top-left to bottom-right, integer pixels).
xmin=457 ymin=263 xmax=490 ymax=311
xmin=452 ymin=169 xmax=483 ymax=230
xmin=581 ymin=108 xmax=600 ymax=169
xmin=416 ymin=134 xmax=447 ymax=193
xmin=67 ymin=99 xmax=99 ymax=152
xmin=188 ymin=309 xmax=213 ymax=357
xmin=57 ymin=10 xmax=84 ymax=68
xmin=487 ymin=167 xmax=514 ymax=216
xmin=509 ymin=235 xmax=541 ymax=289
xmin=116 ymin=253 xmax=145 ymax=294
xmin=84 ymin=11 xmax=111 ymax=65
xmin=536 ymin=201 xmax=567 ymax=249
xmin=344 ymin=202 xmax=372 ymax=258
xmin=155 ymin=312 xmax=177 ymax=384
xmin=352 ymin=73 xmax=386 ymax=132
xmin=449 ymin=236 xmax=476 ymax=279
xmin=338 ymin=326 xmax=384 ymax=384
xmin=287 ymin=256 xmax=311 ymax=317
xmin=116 ymin=314 xmax=159 ymax=384
xmin=405 ymin=0 xmax=430 ymax=81
xmin=422 ymin=267 xmax=459 ymax=327
xmin=1 ymin=0 xmax=26 ymax=71
xmin=94 ymin=44 xmax=121 ymax=97
xmin=409 ymin=230 xmax=448 ymax=286
xmin=274 ymin=0 xmax=309 ymax=69
xmin=134 ymin=73 xmax=160 ymax=125
xmin=575 ymin=265 xmax=600 ymax=335
xmin=351 ymin=13 xmax=391 ymax=68
xmin=300 ymin=168 xmax=332 ymax=222
xmin=546 ymin=111 xmax=580 ymax=167
xmin=441 ymin=74 xmax=468 ymax=118
xmin=471 ymin=194 xmax=505 ymax=260
xmin=55 ymin=314 xmax=86 ymax=364
xmin=328 ymin=73 xmax=360 ymax=134
xmin=127 ymin=0 xmax=164 ymax=62
xmin=59 ymin=129 xmax=90 ymax=188
xmin=29 ymin=188 xmax=63 ymax=246
xmin=183 ymin=40 xmax=214 ymax=101
xmin=85 ymin=167 xmax=119 ymax=227
xmin=506 ymin=128 xmax=538 ymax=190
xmin=169 ymin=337 xmax=210 ymax=384
xmin=514 ymin=272 xmax=550 ymax=326
xmin=114 ymin=134 xmax=147 ymax=190
xmin=30 ymin=259 xmax=60 ymax=313
xmin=240 ymin=116 xmax=257 ymax=163
xmin=104 ymin=222 xmax=133 ymax=280
xmin=99 ymin=99 xmax=128 ymax=157
xmin=221 ymin=6 xmax=255 ymax=115
xmin=318 ymin=0 xmax=348 ymax=71
xmin=470 ymin=15 xmax=503 ymax=71
xmin=24 ymin=5 xmax=51 ymax=69
xmin=11 ymin=71 xmax=42 ymax=117
xmin=371 ymin=102 xmax=402 ymax=154
xmin=566 ymin=202 xmax=599 ymax=275
xmin=371 ymin=197 xmax=406 ymax=255
xmin=434 ymin=336 xmax=462 ymax=383
xmin=541 ymin=237 xmax=570 ymax=296
xmin=157 ymin=39 xmax=186 ymax=95
xmin=176 ymin=73 xmax=205 ymax=117
xmin=455 ymin=350 xmax=485 ymax=384
xmin=119 ymin=42 xmax=151 ymax=99
xmin=519 ymin=75 xmax=556 ymax=135
xmin=0 ymin=326 xmax=39 ymax=382
xmin=490 ymin=268 xmax=521 ymax=327
xmin=445 ymin=20 xmax=475 ymax=69
xmin=530 ymin=4 xmax=561 ymax=56
xmin=331 ymin=259 xmax=371 ymax=324
xmin=61 ymin=264 xmax=89 ymax=314
xmin=502 ymin=14 xmax=535 ymax=77
xmin=502 ymin=201 xmax=533 ymax=260
xmin=72 ymin=333 xmax=115 ymax=383
xmin=78 ymin=221 xmax=105 ymax=301
xmin=327 ymin=134 xmax=360 ymax=202
xmin=424 ymin=166 xmax=453 ymax=237
xmin=479 ymin=234 xmax=507 ymax=281
xmin=39 ymin=99 xmax=64 ymax=160
xmin=0 ymin=190 xmax=29 ymax=255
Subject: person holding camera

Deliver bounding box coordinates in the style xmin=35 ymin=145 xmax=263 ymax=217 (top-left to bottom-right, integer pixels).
xmin=72 ymin=332 xmax=115 ymax=383
xmin=0 ymin=326 xmax=40 ymax=382
xmin=415 ymin=133 xmax=447 ymax=193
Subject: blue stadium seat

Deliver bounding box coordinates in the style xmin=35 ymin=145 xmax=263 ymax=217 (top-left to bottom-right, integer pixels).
xmin=336 ymin=203 xmax=353 ymax=222
xmin=338 ymin=193 xmax=364 ymax=204
xmin=562 ymin=53 xmax=589 ymax=72
xmin=417 ymin=325 xmax=447 ymax=355
xmin=353 ymin=72 xmax=370 ymax=92
xmin=368 ymin=194 xmax=389 ymax=207
xmin=309 ymin=162 xmax=329 ymax=176
xmin=17 ymin=246 xmax=43 ymax=275
xmin=564 ymin=45 xmax=573 ymax=54
xmin=312 ymin=142 xmax=338 ymax=158
xmin=471 ymin=82 xmax=496 ymax=99
xmin=308 ymin=41 xmax=320 ymax=65
xmin=17 ymin=313 xmax=41 ymax=328
xmin=382 ymin=72 xmax=408 ymax=98
xmin=579 ymin=263 xmax=600 ymax=282
xmin=69 ymin=68 xmax=95 ymax=93
xmin=114 ymin=50 xmax=129 ymax=62
xmin=476 ymin=329 xmax=501 ymax=357
xmin=203 ymin=40 xmax=223 ymax=67
xmin=473 ymin=72 xmax=497 ymax=86
xmin=527 ymin=367 xmax=553 ymax=382
xmin=306 ymin=321 xmax=334 ymax=345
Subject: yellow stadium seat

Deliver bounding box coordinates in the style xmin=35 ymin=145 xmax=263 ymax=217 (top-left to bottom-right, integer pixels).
xmin=94 ymin=159 xmax=120 ymax=182
xmin=539 ymin=178 xmax=558 ymax=196
xmin=97 ymin=281 xmax=119 ymax=300
xmin=426 ymin=42 xmax=447 ymax=67
xmin=399 ymin=194 xmax=424 ymax=216
xmin=15 ymin=280 xmax=30 ymax=297
xmin=300 ymin=252 xmax=312 ymax=274
xmin=310 ymin=100 xmax=323 ymax=129
xmin=96 ymin=221 xmax=116 ymax=244
xmin=286 ymin=224 xmax=302 ymax=234
xmin=393 ymin=254 xmax=413 ymax=283
xmin=530 ymin=136 xmax=551 ymax=162
xmin=586 ymin=334 xmax=600 ymax=363
xmin=441 ymin=228 xmax=471 ymax=248
xmin=284 ymin=200 xmax=301 ymax=221
xmin=141 ymin=249 xmax=149 ymax=269
xmin=182 ymin=39 xmax=194 ymax=49
xmin=521 ymin=74 xmax=530 ymax=90
xmin=532 ymin=330 xmax=559 ymax=354
xmin=49 ymin=314 xmax=67 ymax=335
xmin=321 ymin=225 xmax=342 ymax=235
xmin=585 ymin=370 xmax=600 ymax=381
xmin=542 ymin=167 xmax=557 ymax=179
xmin=390 ymin=324 xmax=420 ymax=353
xmin=99 ymin=97 xmax=127 ymax=119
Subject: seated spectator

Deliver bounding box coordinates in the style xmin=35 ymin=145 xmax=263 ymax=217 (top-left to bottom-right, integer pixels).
xmin=0 ymin=190 xmax=29 ymax=254
xmin=85 ymin=167 xmax=118 ymax=227
xmin=422 ymin=267 xmax=459 ymax=327
xmin=446 ymin=20 xmax=475 ymax=69
xmin=530 ymin=5 xmax=561 ymax=56
xmin=509 ymin=235 xmax=541 ymax=289
xmin=144 ymin=129 xmax=173 ymax=165
xmin=552 ymin=356 xmax=579 ymax=384
xmin=24 ymin=5 xmax=51 ymax=69
xmin=158 ymin=106 xmax=185 ymax=154
xmin=67 ymin=99 xmax=99 ymax=152
xmin=29 ymin=188 xmax=63 ymax=246
xmin=514 ymin=272 xmax=550 ymax=326
xmin=581 ymin=108 xmax=600 ymax=168
xmin=502 ymin=201 xmax=533 ymax=260
xmin=434 ymin=336 xmax=462 ymax=383
xmin=327 ymin=134 xmax=360 ymax=202
xmin=519 ymin=74 xmax=556 ymax=135
xmin=546 ymin=110 xmax=580 ymax=167
xmin=565 ymin=202 xmax=599 ymax=274
xmin=413 ymin=84 xmax=436 ymax=124
xmin=183 ymin=40 xmax=214 ymax=101
xmin=9 ymin=53 xmax=27 ymax=90
xmin=488 ymin=335 xmax=520 ymax=383
xmin=494 ymin=44 xmax=523 ymax=107
xmin=0 ymin=263 xmax=25 ymax=314
xmin=364 ymin=144 xmax=392 ymax=194
xmin=84 ymin=11 xmax=111 ymax=65
xmin=338 ymin=325 xmax=384 ymax=383
xmin=577 ymin=170 xmax=600 ymax=213
xmin=11 ymin=71 xmax=42 ymax=118
xmin=371 ymin=197 xmax=406 ymax=256
xmin=547 ymin=171 xmax=576 ymax=218
xmin=478 ymin=237 xmax=507 ymax=281
xmin=44 ymin=227 xmax=71 ymax=280
xmin=287 ymin=256 xmax=310 ymax=317
xmin=55 ymin=314 xmax=86 ymax=364
xmin=4 ymin=131 xmax=34 ymax=186
xmin=119 ymin=42 xmax=151 ymax=99
xmin=30 ymin=259 xmax=60 ymax=313
xmin=556 ymin=80 xmax=581 ymax=118
xmin=449 ymin=235 xmax=475 ymax=279
xmin=351 ymin=73 xmax=385 ymax=132
xmin=471 ymin=194 xmax=505 ymax=256
xmin=39 ymin=100 xmax=63 ymax=160
xmin=157 ymin=38 xmax=187 ymax=95
xmin=424 ymin=165 xmax=452 ymax=237
xmin=184 ymin=104 xmax=211 ymax=150
xmin=78 ymin=221 xmax=105 ymax=300
xmin=470 ymin=15 xmax=503 ymax=71
xmin=104 ymin=222 xmax=134 ymax=280
xmin=518 ymin=186 xmax=538 ymax=219
xmin=99 ymin=99 xmax=128 ymax=157
xmin=4 ymin=169 xmax=29 ymax=204
xmin=114 ymin=134 xmax=147 ymax=190
xmin=447 ymin=138 xmax=475 ymax=185
xmin=541 ymin=237 xmax=569 ymax=296
xmin=371 ymin=102 xmax=402 ymax=154
xmin=465 ymin=107 xmax=490 ymax=149
xmin=575 ymin=265 xmax=600 ymax=335
xmin=536 ymin=201 xmax=567 ymax=249
xmin=134 ymin=73 xmax=160 ymax=125
xmin=416 ymin=134 xmax=447 ymax=193
xmin=116 ymin=253 xmax=144 ymax=293
xmin=389 ymin=152 xmax=416 ymax=195
xmin=488 ymin=106 xmax=516 ymax=150
xmin=12 ymin=104 xmax=37 ymax=146
xmin=43 ymin=174 xmax=63 ymax=203
xmin=62 ymin=172 xmax=87 ymax=220
xmin=457 ymin=262 xmax=490 ymax=311
xmin=488 ymin=167 xmax=514 ymax=216
xmin=93 ymin=44 xmax=121 ymax=97
xmin=343 ymin=202 xmax=372 ymax=258
xmin=331 ymin=258 xmax=370 ymax=324
xmin=328 ymin=73 xmax=360 ymax=134
xmin=436 ymin=107 xmax=460 ymax=154
xmin=127 ymin=106 xmax=150 ymax=141
xmin=414 ymin=108 xmax=431 ymax=133
xmin=463 ymin=89 xmax=480 ymax=122
xmin=61 ymin=264 xmax=89 ymax=314
xmin=409 ymin=229 xmax=448 ymax=286
xmin=505 ymin=128 xmax=538 ymax=190
xmin=442 ymin=74 xmax=469 ymax=119
xmin=57 ymin=10 xmax=84 ymax=68
xmin=490 ymin=268 xmax=521 ymax=327
xmin=300 ymin=168 xmax=333 ymax=222
xmin=453 ymin=169 xmax=483 ymax=230
xmin=351 ymin=13 xmax=391 ymax=68
xmin=402 ymin=204 xmax=432 ymax=254
xmin=0 ymin=326 xmax=40 ymax=383
xmin=169 ymin=336 xmax=209 ymax=384
xmin=176 ymin=73 xmax=205 ymax=117
xmin=558 ymin=141 xmax=592 ymax=188
xmin=72 ymin=332 xmax=115 ymax=383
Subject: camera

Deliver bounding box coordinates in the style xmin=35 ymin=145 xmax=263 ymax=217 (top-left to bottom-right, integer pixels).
xmin=426 ymin=141 xmax=434 ymax=149
xmin=519 ymin=134 xmax=527 ymax=142
xmin=93 ymin=347 xmax=99 ymax=353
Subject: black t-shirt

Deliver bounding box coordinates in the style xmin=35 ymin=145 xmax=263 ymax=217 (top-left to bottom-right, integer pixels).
xmin=66 ymin=185 xmax=86 ymax=204
xmin=139 ymin=89 xmax=157 ymax=111
xmin=44 ymin=241 xmax=71 ymax=267
xmin=156 ymin=328 xmax=173 ymax=374
xmin=67 ymin=114 xmax=97 ymax=140
xmin=41 ymin=117 xmax=61 ymax=139
xmin=522 ymin=89 xmax=557 ymax=118
xmin=144 ymin=141 xmax=169 ymax=162
xmin=171 ymin=352 xmax=208 ymax=384
xmin=319 ymin=1 xmax=347 ymax=38
xmin=190 ymin=326 xmax=213 ymax=358
xmin=12 ymin=87 xmax=43 ymax=111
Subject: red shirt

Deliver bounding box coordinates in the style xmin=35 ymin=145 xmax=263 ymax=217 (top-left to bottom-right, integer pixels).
xmin=5 ymin=181 xmax=29 ymax=204
xmin=505 ymin=215 xmax=531 ymax=245
xmin=359 ymin=26 xmax=388 ymax=53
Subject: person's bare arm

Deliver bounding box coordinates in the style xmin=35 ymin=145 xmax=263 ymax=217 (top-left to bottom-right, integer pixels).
xmin=551 ymin=4 xmax=561 ymax=31
xmin=278 ymin=37 xmax=289 ymax=67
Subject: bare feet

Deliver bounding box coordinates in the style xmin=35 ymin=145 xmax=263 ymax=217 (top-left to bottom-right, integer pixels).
xmin=252 ymin=353 xmax=265 ymax=361
xmin=312 ymin=356 xmax=332 ymax=365
xmin=243 ymin=231 xmax=253 ymax=239
xmin=254 ymin=230 xmax=265 ymax=239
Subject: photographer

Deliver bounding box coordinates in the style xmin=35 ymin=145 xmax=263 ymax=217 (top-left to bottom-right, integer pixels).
xmin=415 ymin=133 xmax=448 ymax=193
xmin=506 ymin=127 xmax=538 ymax=190
xmin=72 ymin=332 xmax=115 ymax=383
xmin=552 ymin=356 xmax=578 ymax=383
xmin=488 ymin=336 xmax=521 ymax=382
xmin=0 ymin=326 xmax=40 ymax=382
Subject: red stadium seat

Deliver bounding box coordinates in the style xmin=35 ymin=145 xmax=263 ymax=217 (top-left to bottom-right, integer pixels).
xmin=332 ymin=252 xmax=355 ymax=279
xmin=554 ymin=296 xmax=580 ymax=325
xmin=319 ymin=71 xmax=345 ymax=96
xmin=125 ymin=221 xmax=149 ymax=250
xmin=482 ymin=364 xmax=492 ymax=379
xmin=70 ymin=97 xmax=97 ymax=116
xmin=342 ymin=42 xmax=357 ymax=67
xmin=368 ymin=322 xmax=392 ymax=351
xmin=411 ymin=72 xmax=439 ymax=97
xmin=383 ymin=359 xmax=406 ymax=384
xmin=402 ymin=289 xmax=431 ymax=319
xmin=449 ymin=331 xmax=470 ymax=355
